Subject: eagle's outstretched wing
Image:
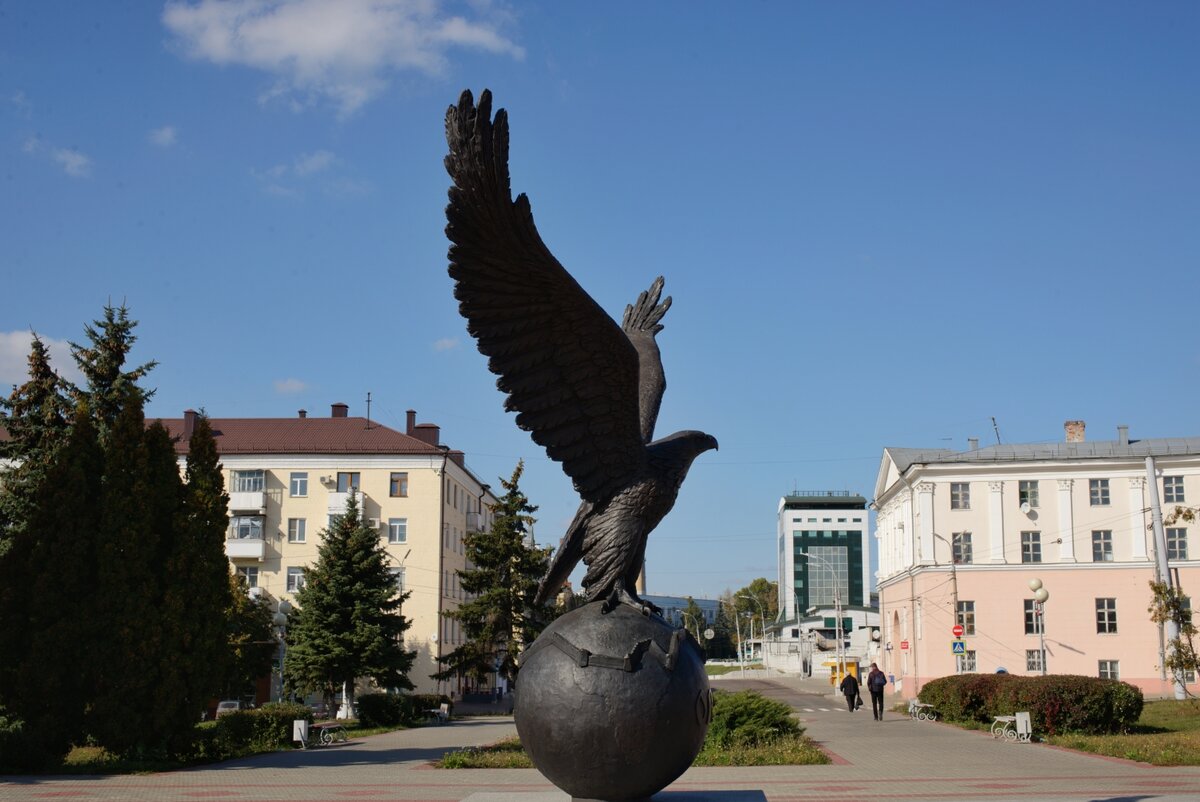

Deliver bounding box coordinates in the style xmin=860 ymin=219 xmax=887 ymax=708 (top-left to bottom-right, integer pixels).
xmin=445 ymin=89 xmax=645 ymax=503
xmin=621 ymin=276 xmax=670 ymax=445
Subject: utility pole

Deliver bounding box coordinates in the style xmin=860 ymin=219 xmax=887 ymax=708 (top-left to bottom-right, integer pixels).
xmin=1146 ymin=456 xmax=1186 ymax=699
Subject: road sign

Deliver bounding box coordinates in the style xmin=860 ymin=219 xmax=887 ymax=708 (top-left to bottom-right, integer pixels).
xmin=900 ymin=640 xmax=909 ymax=651
xmin=952 ymin=624 xmax=964 ymax=637
xmin=951 ymin=639 xmax=966 ymax=655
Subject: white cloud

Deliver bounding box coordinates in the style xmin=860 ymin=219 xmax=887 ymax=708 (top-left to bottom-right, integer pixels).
xmin=433 ymin=337 xmax=458 ymax=352
xmin=0 ymin=331 xmax=83 ymax=388
xmin=22 ymin=136 xmax=41 ymax=154
xmin=149 ymin=125 xmax=178 ymax=147
xmin=52 ymin=148 xmax=92 ymax=178
xmin=254 ymin=149 xmax=339 ymax=196
xmin=11 ymin=91 xmax=32 ymax=118
xmin=163 ymin=0 xmax=525 ymax=116
xmin=293 ymin=149 xmax=335 ymax=175
xmin=274 ymin=377 xmax=309 ymax=394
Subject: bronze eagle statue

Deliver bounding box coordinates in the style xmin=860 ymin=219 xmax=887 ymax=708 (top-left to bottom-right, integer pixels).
xmin=444 ymin=89 xmax=718 ymax=611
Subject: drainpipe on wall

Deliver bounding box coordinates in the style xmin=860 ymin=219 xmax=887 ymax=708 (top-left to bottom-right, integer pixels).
xmin=899 ymin=471 xmax=920 ymax=690
xmin=436 ymin=445 xmax=450 ymax=699
xmin=1146 ymin=456 xmax=1185 ymax=700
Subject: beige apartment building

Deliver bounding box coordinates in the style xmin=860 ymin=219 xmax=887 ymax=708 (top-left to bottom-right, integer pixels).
xmin=874 ymin=420 xmax=1199 ymax=698
xmin=162 ymin=403 xmax=498 ymax=698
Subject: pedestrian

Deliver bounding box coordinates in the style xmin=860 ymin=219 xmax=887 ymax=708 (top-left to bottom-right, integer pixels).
xmin=866 ymin=662 xmax=888 ymax=721
xmin=838 ymin=670 xmax=860 ymax=713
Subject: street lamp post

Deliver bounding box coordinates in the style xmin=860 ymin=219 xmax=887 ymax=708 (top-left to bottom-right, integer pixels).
xmin=737 ymin=592 xmax=770 ymax=677
xmin=272 ymin=600 xmax=292 ymax=703
xmin=1028 ymin=578 xmax=1049 ymax=676
xmin=718 ymin=599 xmax=745 ymax=677
xmin=798 ymin=552 xmax=844 ymax=679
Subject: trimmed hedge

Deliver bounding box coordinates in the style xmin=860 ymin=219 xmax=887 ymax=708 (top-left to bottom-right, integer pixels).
xmin=918 ymin=674 xmax=1143 ymax=735
xmin=707 ymin=690 xmax=803 ymax=747
xmin=356 ymin=693 xmax=453 ymax=727
xmin=194 ymin=702 xmax=313 ymax=761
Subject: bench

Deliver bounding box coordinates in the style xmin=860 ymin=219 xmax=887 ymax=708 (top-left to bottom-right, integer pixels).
xmin=427 ymin=702 xmax=450 ymax=724
xmin=992 ymin=712 xmax=1032 ymax=743
xmin=908 ymin=700 xmax=936 ymax=721
xmin=294 ymin=720 xmax=348 ymax=748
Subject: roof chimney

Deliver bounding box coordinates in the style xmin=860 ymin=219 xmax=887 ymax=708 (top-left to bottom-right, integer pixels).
xmin=183 ymin=409 xmax=198 ymax=437
xmin=331 ymin=402 xmax=349 ymax=418
xmin=1064 ymin=420 xmax=1086 ymax=443
xmin=406 ymin=409 xmax=417 ymax=435
xmin=967 ymin=437 xmax=979 ymax=451
xmin=298 ymin=409 xmax=307 ymax=419
xmin=1117 ymin=424 xmax=1129 ymax=446
xmin=413 ymin=422 xmax=441 ymax=446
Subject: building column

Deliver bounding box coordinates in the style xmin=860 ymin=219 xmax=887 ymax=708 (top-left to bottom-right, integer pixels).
xmin=1128 ymin=476 xmax=1148 ymax=560
xmin=988 ymin=481 xmax=1006 ymax=563
xmin=1056 ymin=479 xmax=1076 ymax=562
xmin=917 ymin=483 xmax=935 ymax=565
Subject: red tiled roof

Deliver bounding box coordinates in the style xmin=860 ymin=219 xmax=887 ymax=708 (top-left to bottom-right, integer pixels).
xmin=157 ymin=417 xmax=444 ymax=456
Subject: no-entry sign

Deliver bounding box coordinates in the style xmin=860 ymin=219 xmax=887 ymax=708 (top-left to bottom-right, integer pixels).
xmin=952 ymin=624 xmax=965 ymax=637
xmin=900 ymin=640 xmax=910 ymax=650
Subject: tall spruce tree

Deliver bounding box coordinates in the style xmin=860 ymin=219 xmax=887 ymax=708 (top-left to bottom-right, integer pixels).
xmin=284 ymin=493 xmax=416 ymax=712
xmin=0 ymin=404 xmax=100 ymax=768
xmin=434 ymin=461 xmax=551 ymax=686
xmin=69 ymin=304 xmax=157 ymax=439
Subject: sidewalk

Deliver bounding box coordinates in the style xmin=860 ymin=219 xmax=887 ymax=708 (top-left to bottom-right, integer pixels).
xmin=3 ymin=677 xmax=1199 ymax=801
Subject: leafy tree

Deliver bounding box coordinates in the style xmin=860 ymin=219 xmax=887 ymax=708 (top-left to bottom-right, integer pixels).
xmin=1148 ymin=580 xmax=1197 ymax=697
xmin=69 ymin=304 xmax=157 ymax=439
xmin=434 ymin=461 xmax=551 ymax=686
xmin=284 ymin=492 xmax=416 ymax=712
xmin=223 ymin=574 xmax=277 ymax=699
xmin=680 ymin=596 xmax=707 ymax=641
xmin=0 ymin=405 xmax=100 ymax=767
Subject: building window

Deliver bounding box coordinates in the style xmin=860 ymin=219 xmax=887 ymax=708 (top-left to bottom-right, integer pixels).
xmin=1026 ymin=649 xmax=1045 ymax=673
xmin=290 ymin=472 xmax=308 ymax=497
xmin=1099 ymin=660 xmax=1119 ymax=680
xmin=389 ymin=472 xmax=409 ymax=497
xmin=1089 ymin=478 xmax=1110 ymax=506
xmin=956 ymin=601 xmax=976 ymax=636
xmin=232 ymin=469 xmax=265 ymax=493
xmin=1092 ymin=530 xmax=1113 ymax=562
xmin=1018 ymin=480 xmax=1039 ymax=508
xmin=1167 ymin=528 xmax=1188 ymax=560
xmin=389 ymin=567 xmax=405 ymax=593
xmin=287 ymin=567 xmax=306 ymax=592
xmin=287 ymin=518 xmax=306 ymax=543
xmin=1021 ymin=531 xmax=1041 ymax=563
xmin=952 ymin=532 xmax=973 ymax=565
xmin=230 ymin=515 xmax=263 ymax=539
xmin=950 ymin=483 xmax=970 ymax=510
xmin=236 ymin=566 xmax=258 ymax=588
xmin=1163 ymin=476 xmax=1185 ymax=504
xmin=1096 ymin=598 xmax=1117 ymax=634
xmin=1024 ymin=599 xmax=1039 ymax=635
xmin=337 ymin=472 xmax=361 ymax=493
xmin=388 ymin=518 xmax=408 ymax=544
xmin=956 ymin=650 xmax=977 ymax=673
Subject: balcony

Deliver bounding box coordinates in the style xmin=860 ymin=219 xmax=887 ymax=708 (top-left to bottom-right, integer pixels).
xmin=226 ymin=537 xmax=266 ymax=561
xmin=229 ymin=490 xmax=266 ymax=513
xmin=466 ymin=511 xmax=483 ymax=532
xmin=327 ymin=491 xmax=366 ymax=516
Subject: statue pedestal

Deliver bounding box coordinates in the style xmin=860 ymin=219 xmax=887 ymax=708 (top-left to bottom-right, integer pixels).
xmin=462 ymin=793 xmax=767 ymax=802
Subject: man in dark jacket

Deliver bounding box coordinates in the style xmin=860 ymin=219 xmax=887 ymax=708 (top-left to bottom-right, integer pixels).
xmin=866 ymin=662 xmax=888 ymax=721
xmin=838 ymin=670 xmax=860 ymax=713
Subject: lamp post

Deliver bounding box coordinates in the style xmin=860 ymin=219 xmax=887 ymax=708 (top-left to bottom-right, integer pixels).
xmin=272 ymin=600 xmax=292 ymax=703
xmin=1028 ymin=578 xmax=1049 ymax=676
xmin=718 ymin=599 xmax=744 ymax=677
xmin=798 ymin=552 xmax=843 ymax=679
xmin=737 ymin=592 xmax=770 ymax=676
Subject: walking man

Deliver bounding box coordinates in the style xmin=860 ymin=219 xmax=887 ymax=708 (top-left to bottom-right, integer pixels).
xmin=866 ymin=662 xmax=888 ymax=721
xmin=838 ymin=670 xmax=860 ymax=713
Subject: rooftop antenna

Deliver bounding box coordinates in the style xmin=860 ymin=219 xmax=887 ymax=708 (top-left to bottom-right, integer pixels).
xmin=365 ymin=391 xmax=372 ymax=430
xmin=991 ymin=416 xmax=1002 ymax=445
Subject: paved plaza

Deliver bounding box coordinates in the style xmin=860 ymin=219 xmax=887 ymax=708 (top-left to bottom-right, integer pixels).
xmin=3 ymin=676 xmax=1199 ymax=801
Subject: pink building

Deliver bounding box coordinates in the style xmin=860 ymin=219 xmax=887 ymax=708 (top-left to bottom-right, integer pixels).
xmin=874 ymin=421 xmax=1198 ymax=699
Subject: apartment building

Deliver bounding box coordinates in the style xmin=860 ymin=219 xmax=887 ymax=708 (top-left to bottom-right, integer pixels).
xmin=162 ymin=403 xmax=498 ymax=697
xmin=874 ymin=420 xmax=1199 ymax=698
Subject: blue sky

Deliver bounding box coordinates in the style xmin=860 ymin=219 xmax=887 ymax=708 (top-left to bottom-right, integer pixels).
xmin=3 ymin=2 xmax=1198 ymax=599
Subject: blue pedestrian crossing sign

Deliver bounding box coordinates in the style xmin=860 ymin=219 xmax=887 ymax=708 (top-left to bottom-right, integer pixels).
xmin=951 ymin=639 xmax=967 ymax=654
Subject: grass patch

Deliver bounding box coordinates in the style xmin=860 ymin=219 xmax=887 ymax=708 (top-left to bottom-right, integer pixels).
xmin=1044 ymin=699 xmax=1200 ymax=766
xmin=439 ymin=736 xmax=533 ymax=768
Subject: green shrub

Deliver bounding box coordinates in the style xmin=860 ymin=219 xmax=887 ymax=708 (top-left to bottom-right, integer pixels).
xmin=706 ymin=690 xmax=802 ymax=748
xmin=918 ymin=674 xmax=1143 ymax=735
xmin=357 ymin=693 xmax=406 ymax=727
xmin=399 ymin=693 xmax=453 ymax=724
xmin=248 ymin=703 xmax=311 ymax=749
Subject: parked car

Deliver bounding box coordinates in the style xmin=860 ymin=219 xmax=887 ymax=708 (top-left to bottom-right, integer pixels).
xmin=215 ymin=700 xmax=245 ymax=719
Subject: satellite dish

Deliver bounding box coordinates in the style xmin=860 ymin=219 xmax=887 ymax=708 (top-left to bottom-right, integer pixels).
xmin=1020 ymin=502 xmax=1031 ymax=514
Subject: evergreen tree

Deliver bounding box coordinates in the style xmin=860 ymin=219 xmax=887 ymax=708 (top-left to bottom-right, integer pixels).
xmin=224 ymin=573 xmax=277 ymax=699
xmin=69 ymin=304 xmax=157 ymax=439
xmin=0 ymin=334 xmax=71 ymax=556
xmin=284 ymin=493 xmax=416 ymax=712
xmin=434 ymin=461 xmax=551 ymax=686
xmin=0 ymin=405 xmax=100 ymax=767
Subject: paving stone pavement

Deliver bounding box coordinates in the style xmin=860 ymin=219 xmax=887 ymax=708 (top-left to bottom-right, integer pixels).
xmin=3 ymin=676 xmax=1199 ymax=801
